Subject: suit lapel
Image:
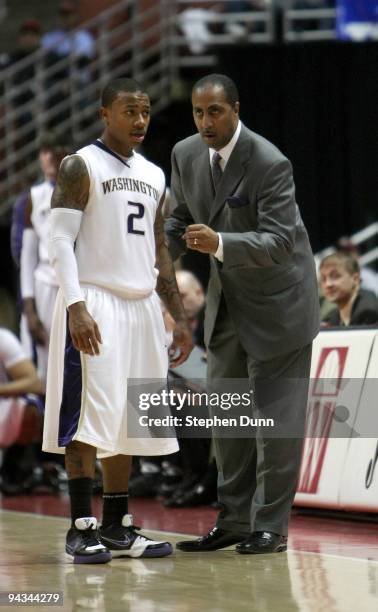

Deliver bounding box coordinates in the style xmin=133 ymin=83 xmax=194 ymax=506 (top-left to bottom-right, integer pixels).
xmin=208 ymin=128 xmax=251 ymax=225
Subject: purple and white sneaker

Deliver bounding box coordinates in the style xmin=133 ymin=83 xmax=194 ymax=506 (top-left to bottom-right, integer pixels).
xmin=66 ymin=517 xmax=112 ymax=564
xmin=99 ymin=514 xmax=173 ymax=558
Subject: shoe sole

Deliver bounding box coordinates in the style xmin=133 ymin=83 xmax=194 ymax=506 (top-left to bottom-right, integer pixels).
xmin=108 ymin=545 xmax=173 ymax=559
xmin=65 ymin=551 xmax=112 ymax=564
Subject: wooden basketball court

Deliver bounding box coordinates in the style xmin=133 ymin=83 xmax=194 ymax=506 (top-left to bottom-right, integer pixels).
xmin=1 ymin=497 xmax=378 ymax=611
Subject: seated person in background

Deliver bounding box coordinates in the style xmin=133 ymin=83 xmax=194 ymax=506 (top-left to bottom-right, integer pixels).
xmin=0 ymin=327 xmax=44 ymax=494
xmin=0 ymin=327 xmax=42 ymax=398
xmin=42 ymin=0 xmax=95 ymax=63
xmin=41 ymin=0 xmax=95 ymax=120
xmin=337 ymin=236 xmax=378 ymax=297
xmin=175 ymin=270 xmax=205 ymax=348
xmin=319 ymin=252 xmax=378 ymax=327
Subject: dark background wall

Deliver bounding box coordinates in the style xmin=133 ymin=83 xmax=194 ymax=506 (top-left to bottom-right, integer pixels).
xmin=146 ymin=41 xmax=378 ymax=254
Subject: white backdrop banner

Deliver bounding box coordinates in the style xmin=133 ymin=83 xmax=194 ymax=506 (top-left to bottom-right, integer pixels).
xmin=295 ymin=328 xmax=377 ymax=510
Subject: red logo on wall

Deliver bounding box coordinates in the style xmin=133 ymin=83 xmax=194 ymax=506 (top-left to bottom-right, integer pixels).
xmin=297 ymin=347 xmax=349 ymax=494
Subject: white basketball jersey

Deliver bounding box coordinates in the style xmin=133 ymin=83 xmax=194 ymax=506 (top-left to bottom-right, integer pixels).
xmin=30 ymin=181 xmax=57 ymax=286
xmin=74 ymin=142 xmax=165 ymax=299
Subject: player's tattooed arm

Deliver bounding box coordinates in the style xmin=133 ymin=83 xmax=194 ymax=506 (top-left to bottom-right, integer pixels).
xmin=51 ymin=155 xmax=90 ymax=211
xmin=155 ymin=201 xmax=186 ymax=323
xmin=51 ymin=154 xmax=101 ymax=356
xmin=155 ymin=199 xmax=193 ymax=367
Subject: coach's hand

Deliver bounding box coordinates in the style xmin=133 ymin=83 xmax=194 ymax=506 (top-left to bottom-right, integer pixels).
xmin=169 ymin=320 xmax=193 ymax=368
xmin=68 ymin=301 xmax=102 ymax=356
xmin=183 ymin=224 xmax=219 ymax=254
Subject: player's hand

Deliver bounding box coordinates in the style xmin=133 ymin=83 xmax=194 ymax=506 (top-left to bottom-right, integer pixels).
xmin=169 ymin=320 xmax=194 ymax=368
xmin=183 ymin=224 xmax=219 ymax=254
xmin=26 ymin=312 xmax=48 ymax=346
xmin=68 ymin=301 xmax=102 ymax=356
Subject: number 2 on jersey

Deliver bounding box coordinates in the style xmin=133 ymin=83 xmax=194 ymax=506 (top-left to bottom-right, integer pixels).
xmin=127 ymin=201 xmax=145 ymax=235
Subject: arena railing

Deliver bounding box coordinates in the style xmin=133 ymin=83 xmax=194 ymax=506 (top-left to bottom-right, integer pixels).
xmin=283 ymin=1 xmax=336 ymax=42
xmin=0 ymin=0 xmax=343 ymax=221
xmin=0 ymin=0 xmax=175 ymax=220
xmin=315 ymin=222 xmax=378 ymax=270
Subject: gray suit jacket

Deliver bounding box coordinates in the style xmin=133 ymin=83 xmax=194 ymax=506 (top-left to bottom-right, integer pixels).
xmin=166 ymin=125 xmax=319 ymax=360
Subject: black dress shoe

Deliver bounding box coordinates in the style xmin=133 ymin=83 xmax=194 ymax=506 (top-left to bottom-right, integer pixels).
xmin=176 ymin=527 xmax=245 ymax=552
xmin=236 ymin=531 xmax=287 ymax=554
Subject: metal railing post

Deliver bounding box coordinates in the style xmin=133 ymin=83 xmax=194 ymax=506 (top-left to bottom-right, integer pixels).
xmin=2 ymin=74 xmax=16 ymax=207
xmin=34 ymin=55 xmax=47 ymax=137
xmin=164 ymin=0 xmax=180 ymax=93
xmin=97 ymin=13 xmax=109 ymax=92
xmin=131 ymin=0 xmax=141 ymax=81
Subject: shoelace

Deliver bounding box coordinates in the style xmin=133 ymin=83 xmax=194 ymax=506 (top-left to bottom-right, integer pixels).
xmin=125 ymin=525 xmax=152 ymax=542
xmin=81 ymin=528 xmax=103 ymax=548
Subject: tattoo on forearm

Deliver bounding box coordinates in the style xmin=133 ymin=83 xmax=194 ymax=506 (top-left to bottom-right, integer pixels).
xmin=51 ymin=155 xmax=90 ymax=211
xmin=155 ymin=209 xmax=186 ymax=322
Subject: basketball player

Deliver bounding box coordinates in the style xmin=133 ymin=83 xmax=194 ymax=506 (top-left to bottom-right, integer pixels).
xmin=42 ymin=78 xmax=193 ymax=564
xmin=20 ymin=135 xmax=70 ymax=383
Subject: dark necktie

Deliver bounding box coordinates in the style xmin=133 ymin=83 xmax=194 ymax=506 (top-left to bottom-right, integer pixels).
xmin=211 ymin=152 xmax=223 ymax=191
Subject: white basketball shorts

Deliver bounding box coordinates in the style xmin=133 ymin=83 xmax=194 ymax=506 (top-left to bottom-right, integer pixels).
xmin=42 ymin=285 xmax=179 ymax=458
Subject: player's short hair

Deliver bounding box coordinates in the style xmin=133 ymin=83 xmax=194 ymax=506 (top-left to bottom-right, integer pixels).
xmin=319 ymin=252 xmax=360 ymax=275
xmin=101 ymin=78 xmax=145 ymax=107
xmin=192 ymin=74 xmax=239 ymax=106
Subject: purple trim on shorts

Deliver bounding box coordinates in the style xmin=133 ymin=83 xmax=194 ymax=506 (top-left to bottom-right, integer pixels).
xmin=58 ymin=318 xmax=83 ymax=446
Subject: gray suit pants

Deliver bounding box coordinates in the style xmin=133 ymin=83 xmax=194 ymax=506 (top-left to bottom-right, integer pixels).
xmin=207 ymin=296 xmax=312 ymax=537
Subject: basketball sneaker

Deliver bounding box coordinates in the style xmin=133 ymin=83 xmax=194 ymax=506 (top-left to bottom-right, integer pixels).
xmin=99 ymin=514 xmax=173 ymax=558
xmin=66 ymin=517 xmax=112 ymax=564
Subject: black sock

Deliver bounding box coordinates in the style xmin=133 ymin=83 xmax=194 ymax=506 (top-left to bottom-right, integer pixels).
xmin=102 ymin=491 xmax=129 ymax=527
xmin=68 ymin=477 xmax=93 ymax=526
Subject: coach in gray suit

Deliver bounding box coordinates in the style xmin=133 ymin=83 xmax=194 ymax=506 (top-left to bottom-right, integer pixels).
xmin=166 ymin=74 xmax=319 ymax=554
